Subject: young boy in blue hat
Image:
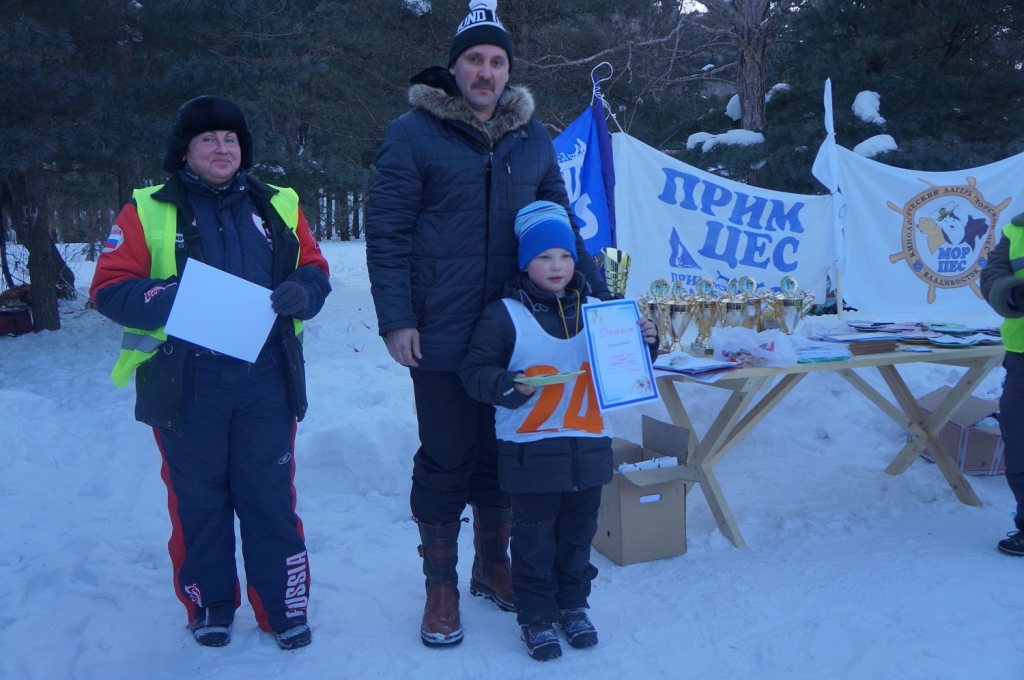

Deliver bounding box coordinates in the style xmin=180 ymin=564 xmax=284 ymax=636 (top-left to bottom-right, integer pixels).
xmin=460 ymin=200 xmax=658 ymax=660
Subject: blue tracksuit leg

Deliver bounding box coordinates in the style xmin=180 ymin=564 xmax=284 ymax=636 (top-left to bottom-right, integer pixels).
xmin=229 ymin=373 xmax=309 ymax=633
xmin=154 ymin=347 xmax=309 ymax=633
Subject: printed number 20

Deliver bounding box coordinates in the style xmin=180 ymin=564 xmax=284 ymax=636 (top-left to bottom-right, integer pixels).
xmin=516 ymin=362 xmax=603 ymax=435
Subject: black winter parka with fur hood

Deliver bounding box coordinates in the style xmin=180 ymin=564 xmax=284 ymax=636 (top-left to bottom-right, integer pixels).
xmin=366 ymin=70 xmax=610 ymax=372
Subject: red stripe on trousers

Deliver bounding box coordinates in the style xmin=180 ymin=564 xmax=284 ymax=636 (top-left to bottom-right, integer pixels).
xmin=248 ymin=585 xmax=272 ymax=632
xmin=153 ymin=428 xmax=196 ymax=626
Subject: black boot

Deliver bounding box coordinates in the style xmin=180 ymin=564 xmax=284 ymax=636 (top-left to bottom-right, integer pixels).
xmin=469 ymin=503 xmax=515 ymax=613
xmin=998 ymin=528 xmax=1024 ymax=556
xmin=558 ymin=608 xmax=598 ymax=648
xmin=275 ymin=623 xmax=312 ymax=650
xmin=521 ymin=623 xmax=562 ymax=661
xmin=417 ymin=520 xmax=463 ymax=647
xmin=191 ymin=608 xmax=233 ymax=648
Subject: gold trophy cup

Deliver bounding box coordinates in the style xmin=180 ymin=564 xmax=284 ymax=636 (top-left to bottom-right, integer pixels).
xmin=737 ymin=275 xmax=769 ymax=330
xmin=690 ymin=277 xmax=719 ymax=354
xmin=650 ymin=279 xmax=672 ymax=352
xmin=601 ymin=247 xmax=631 ymax=298
xmin=769 ymin=276 xmax=815 ymax=334
xmin=665 ymin=280 xmax=693 ymax=352
xmin=718 ymin=279 xmax=747 ymax=328
xmin=638 ymin=279 xmax=671 ymax=352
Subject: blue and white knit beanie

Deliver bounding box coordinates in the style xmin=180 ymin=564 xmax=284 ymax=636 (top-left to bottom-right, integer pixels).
xmin=515 ymin=201 xmax=577 ymax=270
xmin=449 ymin=0 xmax=515 ymax=72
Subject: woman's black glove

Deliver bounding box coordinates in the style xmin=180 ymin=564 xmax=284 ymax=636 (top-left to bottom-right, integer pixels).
xmin=270 ymin=281 xmax=309 ymax=317
xmin=1013 ymin=285 xmax=1024 ymax=311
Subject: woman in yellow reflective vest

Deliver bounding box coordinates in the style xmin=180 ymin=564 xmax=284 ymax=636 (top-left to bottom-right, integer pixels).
xmin=89 ymin=96 xmax=331 ymax=650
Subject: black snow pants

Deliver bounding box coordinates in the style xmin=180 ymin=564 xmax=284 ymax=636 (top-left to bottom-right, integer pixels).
xmin=509 ymin=485 xmax=602 ymax=626
xmin=1000 ymin=351 xmax=1024 ymax=527
xmin=409 ymin=368 xmax=510 ymax=525
xmin=153 ymin=346 xmax=309 ymax=634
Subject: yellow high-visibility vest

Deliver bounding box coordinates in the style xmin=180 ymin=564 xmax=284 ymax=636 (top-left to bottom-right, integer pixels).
xmin=110 ymin=184 xmax=303 ymax=387
xmin=1000 ymin=221 xmax=1024 ymax=353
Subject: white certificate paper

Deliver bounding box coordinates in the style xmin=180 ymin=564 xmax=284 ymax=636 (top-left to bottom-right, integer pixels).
xmin=582 ymin=299 xmax=659 ymax=411
xmin=163 ymin=258 xmax=277 ymax=363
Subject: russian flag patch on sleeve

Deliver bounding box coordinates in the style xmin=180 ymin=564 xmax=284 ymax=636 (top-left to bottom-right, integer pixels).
xmin=102 ymin=225 xmax=125 ymax=254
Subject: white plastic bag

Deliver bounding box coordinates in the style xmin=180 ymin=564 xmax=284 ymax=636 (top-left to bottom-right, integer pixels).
xmin=711 ymin=326 xmax=798 ymax=368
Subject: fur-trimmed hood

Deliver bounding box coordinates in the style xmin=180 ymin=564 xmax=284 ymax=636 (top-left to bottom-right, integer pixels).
xmin=408 ymin=81 xmax=535 ymax=147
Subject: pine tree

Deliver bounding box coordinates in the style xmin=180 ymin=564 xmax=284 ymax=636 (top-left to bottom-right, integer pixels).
xmin=0 ymin=14 xmax=85 ymax=329
xmin=782 ymin=0 xmax=1024 ymax=172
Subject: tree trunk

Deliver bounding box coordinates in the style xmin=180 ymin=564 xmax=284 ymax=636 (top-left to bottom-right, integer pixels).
xmin=4 ymin=178 xmax=29 ymax=246
xmin=353 ymin=194 xmax=364 ymax=239
xmin=335 ymin=193 xmax=346 ymax=241
xmin=9 ymin=167 xmax=61 ymax=330
xmin=116 ymin=147 xmax=142 ymax=208
xmin=0 ymin=223 xmax=12 ymax=290
xmin=736 ymin=36 xmax=767 ymax=131
xmin=707 ymin=0 xmax=784 ymax=132
xmin=50 ymin=239 xmax=76 ymax=300
xmin=0 ymin=182 xmax=15 ymax=289
xmin=326 ymin=193 xmax=335 ymax=241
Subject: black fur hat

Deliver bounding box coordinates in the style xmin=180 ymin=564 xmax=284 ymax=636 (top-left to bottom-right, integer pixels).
xmin=161 ymin=96 xmax=254 ymax=174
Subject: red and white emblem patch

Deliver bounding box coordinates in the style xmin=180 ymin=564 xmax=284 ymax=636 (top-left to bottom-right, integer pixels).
xmin=102 ymin=225 xmax=125 ymax=254
xmin=252 ymin=212 xmax=273 ymax=248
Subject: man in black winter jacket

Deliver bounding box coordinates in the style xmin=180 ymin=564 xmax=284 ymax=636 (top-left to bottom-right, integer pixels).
xmin=364 ymin=0 xmax=610 ymax=648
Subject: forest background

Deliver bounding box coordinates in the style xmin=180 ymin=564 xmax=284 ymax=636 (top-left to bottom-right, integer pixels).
xmin=1 ymin=0 xmax=1022 ymax=330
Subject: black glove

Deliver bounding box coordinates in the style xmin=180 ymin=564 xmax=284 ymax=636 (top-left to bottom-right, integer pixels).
xmin=1013 ymin=285 xmax=1024 ymax=311
xmin=271 ymin=281 xmax=310 ymax=317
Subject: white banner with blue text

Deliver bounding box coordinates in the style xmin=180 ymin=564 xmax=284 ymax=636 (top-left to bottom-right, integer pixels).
xmin=613 ymin=133 xmax=836 ymax=302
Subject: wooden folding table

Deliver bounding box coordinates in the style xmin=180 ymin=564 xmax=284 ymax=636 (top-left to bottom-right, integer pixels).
xmin=656 ymin=344 xmax=1005 ymax=549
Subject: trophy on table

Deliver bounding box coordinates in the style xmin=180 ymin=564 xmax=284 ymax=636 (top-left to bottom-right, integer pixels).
xmin=637 ymin=280 xmax=668 ymax=351
xmin=663 ymin=280 xmax=694 ymax=352
xmin=737 ymin=275 xmax=773 ymax=331
xmin=690 ymin=276 xmax=719 ymax=354
xmin=601 ymin=247 xmax=631 ymax=298
xmin=768 ymin=275 xmax=815 ymax=335
xmin=718 ymin=279 xmax=747 ymax=328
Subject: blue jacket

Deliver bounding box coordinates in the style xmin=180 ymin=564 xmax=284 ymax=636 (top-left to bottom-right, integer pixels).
xmin=92 ymin=172 xmax=331 ymax=431
xmin=366 ymin=76 xmax=609 ymax=372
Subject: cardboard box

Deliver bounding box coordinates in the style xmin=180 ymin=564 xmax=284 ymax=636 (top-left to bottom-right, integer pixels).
xmin=915 ymin=386 xmax=1005 ymax=476
xmin=593 ymin=416 xmax=696 ymax=566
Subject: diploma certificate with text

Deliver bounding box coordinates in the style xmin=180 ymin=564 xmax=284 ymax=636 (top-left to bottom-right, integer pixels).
xmin=582 ymin=299 xmax=660 ymax=411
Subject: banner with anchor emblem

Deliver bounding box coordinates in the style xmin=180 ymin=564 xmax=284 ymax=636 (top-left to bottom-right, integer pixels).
xmin=818 ymin=141 xmax=1024 ymax=314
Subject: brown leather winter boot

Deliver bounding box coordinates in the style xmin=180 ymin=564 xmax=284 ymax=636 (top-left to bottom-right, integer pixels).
xmin=417 ymin=520 xmax=463 ymax=647
xmin=469 ymin=503 xmax=515 ymax=613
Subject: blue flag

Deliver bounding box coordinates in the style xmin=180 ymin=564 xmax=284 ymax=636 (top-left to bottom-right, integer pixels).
xmin=553 ymin=79 xmax=616 ymax=258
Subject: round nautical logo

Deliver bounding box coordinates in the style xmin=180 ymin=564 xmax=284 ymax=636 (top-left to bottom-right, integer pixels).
xmin=102 ymin=225 xmax=125 ymax=254
xmin=887 ymin=177 xmax=1010 ymax=304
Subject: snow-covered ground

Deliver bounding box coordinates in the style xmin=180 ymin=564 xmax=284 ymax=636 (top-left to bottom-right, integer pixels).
xmin=1 ymin=241 xmax=1021 ymax=679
